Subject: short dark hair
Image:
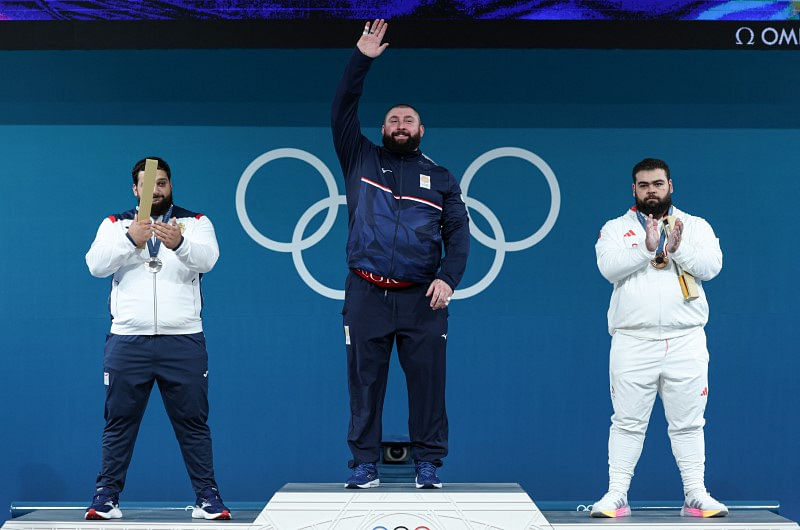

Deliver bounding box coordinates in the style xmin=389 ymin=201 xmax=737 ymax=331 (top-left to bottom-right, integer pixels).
xmin=632 ymin=158 xmax=670 ymax=183
xmin=384 ymin=103 xmax=422 ymax=125
xmin=131 ymin=156 xmax=171 ymax=185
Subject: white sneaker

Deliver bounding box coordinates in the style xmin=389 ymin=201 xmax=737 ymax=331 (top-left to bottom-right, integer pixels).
xmin=682 ymin=489 xmax=728 ymax=518
xmin=590 ymin=490 xmax=630 ymax=518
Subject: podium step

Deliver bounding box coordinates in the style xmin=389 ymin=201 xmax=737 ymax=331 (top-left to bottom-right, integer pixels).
xmin=4 ymin=485 xmax=798 ymax=529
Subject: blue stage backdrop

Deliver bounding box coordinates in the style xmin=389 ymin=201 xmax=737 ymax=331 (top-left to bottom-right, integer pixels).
xmin=0 ymin=47 xmax=798 ymax=523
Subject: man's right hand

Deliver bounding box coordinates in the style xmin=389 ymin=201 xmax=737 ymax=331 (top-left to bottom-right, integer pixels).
xmin=645 ymin=214 xmax=660 ymax=252
xmin=128 ymin=214 xmax=153 ymax=247
xmin=357 ymin=19 xmax=389 ymax=58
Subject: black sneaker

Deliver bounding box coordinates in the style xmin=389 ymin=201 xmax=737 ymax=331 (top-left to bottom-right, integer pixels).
xmin=192 ymin=486 xmax=232 ymax=520
xmin=85 ymin=488 xmax=122 ymax=520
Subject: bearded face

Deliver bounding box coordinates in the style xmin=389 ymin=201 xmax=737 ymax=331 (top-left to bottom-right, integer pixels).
xmin=382 ymin=128 xmax=422 ymax=155
xmin=633 ymin=169 xmax=673 ymax=218
xmin=150 ymin=189 xmax=173 ymax=217
xmin=382 ymin=106 xmax=424 ymax=155
xmin=636 ymin=192 xmax=672 ymax=218
xmin=134 ymin=169 xmax=173 ymax=218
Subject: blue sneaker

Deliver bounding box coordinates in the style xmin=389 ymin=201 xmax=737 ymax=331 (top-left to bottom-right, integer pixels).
xmin=85 ymin=488 xmax=122 ymax=520
xmin=345 ymin=462 xmax=380 ymax=488
xmin=191 ymin=486 xmax=232 ymax=520
xmin=415 ymin=461 xmax=442 ymax=489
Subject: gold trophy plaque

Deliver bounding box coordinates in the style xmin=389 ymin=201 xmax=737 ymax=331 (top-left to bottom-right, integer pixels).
xmin=137 ymin=158 xmax=159 ymax=221
xmin=664 ymin=216 xmax=699 ymax=301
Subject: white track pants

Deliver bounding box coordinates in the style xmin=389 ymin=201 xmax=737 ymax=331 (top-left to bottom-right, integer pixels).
xmin=607 ymin=328 xmax=709 ymax=495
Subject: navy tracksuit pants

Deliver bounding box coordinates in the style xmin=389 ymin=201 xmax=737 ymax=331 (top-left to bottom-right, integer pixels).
xmin=96 ymin=333 xmax=219 ymax=495
xmin=343 ymin=271 xmax=449 ymax=467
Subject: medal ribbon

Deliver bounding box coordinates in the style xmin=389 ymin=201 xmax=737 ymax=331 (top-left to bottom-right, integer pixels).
xmin=635 ymin=205 xmax=673 ymax=255
xmin=144 ymin=204 xmax=173 ymax=258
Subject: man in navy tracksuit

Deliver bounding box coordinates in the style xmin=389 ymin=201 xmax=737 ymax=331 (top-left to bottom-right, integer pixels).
xmin=83 ymin=157 xmax=230 ymax=520
xmin=332 ymin=19 xmax=470 ymax=489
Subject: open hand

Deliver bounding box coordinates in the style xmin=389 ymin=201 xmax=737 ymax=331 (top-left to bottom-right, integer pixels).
xmin=666 ymin=218 xmax=683 ymax=253
xmin=645 ymin=214 xmax=660 ymax=252
xmin=154 ymin=218 xmax=183 ymax=250
xmin=357 ymin=19 xmax=389 ymax=58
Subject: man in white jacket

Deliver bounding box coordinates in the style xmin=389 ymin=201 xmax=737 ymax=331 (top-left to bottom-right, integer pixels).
xmin=591 ymin=158 xmax=727 ymax=519
xmin=84 ymin=157 xmax=231 ymax=521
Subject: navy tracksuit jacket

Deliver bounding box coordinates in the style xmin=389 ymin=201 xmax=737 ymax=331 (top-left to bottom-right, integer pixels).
xmin=332 ymin=48 xmax=470 ymax=467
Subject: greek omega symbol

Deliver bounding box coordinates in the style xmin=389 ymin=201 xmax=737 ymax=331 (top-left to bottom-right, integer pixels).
xmin=235 ymin=147 xmax=560 ymax=300
xmin=735 ymin=26 xmax=755 ymax=45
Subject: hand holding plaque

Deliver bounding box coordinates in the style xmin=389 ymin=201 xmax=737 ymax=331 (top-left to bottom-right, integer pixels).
xmin=127 ymin=214 xmax=153 ymax=247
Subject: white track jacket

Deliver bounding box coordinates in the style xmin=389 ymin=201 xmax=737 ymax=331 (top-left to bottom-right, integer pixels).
xmin=596 ymin=206 xmax=722 ymax=340
xmin=85 ymin=206 xmax=219 ymax=335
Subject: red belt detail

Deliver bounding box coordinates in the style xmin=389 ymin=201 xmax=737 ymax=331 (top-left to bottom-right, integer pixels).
xmin=353 ymin=269 xmax=415 ymax=288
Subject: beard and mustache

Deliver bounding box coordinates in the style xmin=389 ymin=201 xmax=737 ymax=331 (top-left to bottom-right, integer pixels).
xmin=382 ymin=129 xmax=421 ymax=155
xmin=139 ymin=191 xmax=173 ymax=217
xmin=636 ymin=193 xmax=672 ymax=218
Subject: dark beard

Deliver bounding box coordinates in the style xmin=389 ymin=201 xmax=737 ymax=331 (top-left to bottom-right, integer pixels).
xmin=382 ymin=131 xmax=421 ymax=155
xmin=149 ymin=192 xmax=173 ymax=217
xmin=636 ymin=194 xmax=672 ymax=218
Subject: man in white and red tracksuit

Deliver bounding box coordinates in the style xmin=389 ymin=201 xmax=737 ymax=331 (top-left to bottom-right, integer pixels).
xmin=591 ymin=157 xmax=727 ymax=519
xmin=331 ymin=19 xmax=470 ymax=489
xmin=84 ymin=157 xmax=230 ymax=521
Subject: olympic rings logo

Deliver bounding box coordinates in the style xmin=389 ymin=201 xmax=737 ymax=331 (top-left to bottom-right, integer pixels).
xmin=371 ymin=527 xmax=429 ymax=530
xmin=236 ymin=147 xmax=560 ymax=300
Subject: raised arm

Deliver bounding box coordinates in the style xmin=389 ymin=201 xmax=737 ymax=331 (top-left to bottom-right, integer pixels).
xmin=331 ymin=19 xmax=389 ymax=178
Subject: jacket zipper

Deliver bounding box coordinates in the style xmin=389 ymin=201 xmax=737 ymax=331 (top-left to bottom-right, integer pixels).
xmin=387 ymin=157 xmax=404 ymax=277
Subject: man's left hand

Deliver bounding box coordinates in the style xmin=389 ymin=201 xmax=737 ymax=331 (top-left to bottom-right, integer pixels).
xmin=154 ymin=218 xmax=183 ymax=250
xmin=666 ymin=218 xmax=683 ymax=253
xmin=426 ymin=279 xmax=453 ymax=310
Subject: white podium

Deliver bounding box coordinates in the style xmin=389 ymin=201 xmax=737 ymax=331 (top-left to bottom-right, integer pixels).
xmin=254 ymin=482 xmax=552 ymax=529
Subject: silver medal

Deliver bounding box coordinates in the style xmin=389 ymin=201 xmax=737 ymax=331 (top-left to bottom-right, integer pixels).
xmin=145 ymin=257 xmax=162 ymax=274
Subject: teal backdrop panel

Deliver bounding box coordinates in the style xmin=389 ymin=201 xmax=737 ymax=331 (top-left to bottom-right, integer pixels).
xmin=0 ymin=46 xmax=798 ymax=523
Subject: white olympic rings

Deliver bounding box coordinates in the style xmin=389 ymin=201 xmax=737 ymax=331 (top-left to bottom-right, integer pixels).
xmin=235 ymin=146 xmax=560 ymax=300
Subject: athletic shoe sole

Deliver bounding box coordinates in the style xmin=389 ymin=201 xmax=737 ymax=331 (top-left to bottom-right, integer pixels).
xmin=682 ymin=506 xmax=728 ymax=518
xmin=85 ymin=508 xmax=122 ymax=520
xmin=192 ymin=508 xmax=232 ymax=520
xmin=344 ymin=478 xmax=380 ymax=489
xmin=590 ymin=506 xmax=631 ymax=518
xmin=415 ymin=481 xmax=443 ymax=489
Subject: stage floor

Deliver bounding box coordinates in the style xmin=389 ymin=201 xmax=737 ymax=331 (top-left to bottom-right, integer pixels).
xmin=4 ymin=483 xmax=798 ymax=530
xmin=1 ymin=509 xmax=262 ymax=529
xmin=544 ymin=509 xmax=799 ymax=529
